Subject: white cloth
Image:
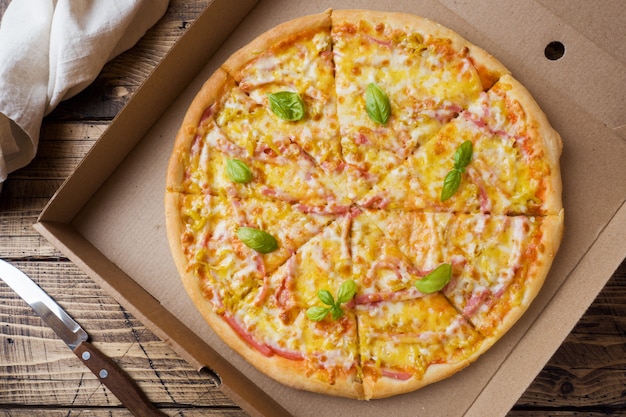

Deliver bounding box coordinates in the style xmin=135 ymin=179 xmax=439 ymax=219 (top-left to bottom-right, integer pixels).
xmin=0 ymin=0 xmax=169 ymax=183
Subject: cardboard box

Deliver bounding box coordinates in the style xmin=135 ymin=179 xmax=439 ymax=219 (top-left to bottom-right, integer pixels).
xmin=35 ymin=0 xmax=626 ymax=416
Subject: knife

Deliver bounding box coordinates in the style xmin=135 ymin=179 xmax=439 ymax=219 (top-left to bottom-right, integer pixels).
xmin=0 ymin=259 xmax=167 ymax=417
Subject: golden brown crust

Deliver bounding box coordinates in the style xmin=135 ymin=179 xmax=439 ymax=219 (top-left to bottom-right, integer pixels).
xmin=165 ymin=9 xmax=564 ymax=401
xmin=500 ymin=211 xmax=565 ymax=334
xmin=164 ymin=192 xmax=188 ymax=273
xmin=222 ymin=10 xmax=332 ymax=81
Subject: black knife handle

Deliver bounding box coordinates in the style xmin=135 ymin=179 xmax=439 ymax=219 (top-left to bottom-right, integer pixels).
xmin=74 ymin=340 xmax=167 ymax=417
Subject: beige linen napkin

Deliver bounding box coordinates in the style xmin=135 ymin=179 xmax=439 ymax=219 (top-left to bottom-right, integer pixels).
xmin=0 ymin=0 xmax=169 ymax=186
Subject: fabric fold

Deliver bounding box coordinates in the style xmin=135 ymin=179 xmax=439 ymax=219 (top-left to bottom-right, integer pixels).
xmin=0 ymin=0 xmax=169 ymax=184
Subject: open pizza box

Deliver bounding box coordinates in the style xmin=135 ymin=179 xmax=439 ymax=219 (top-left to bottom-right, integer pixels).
xmin=34 ymin=0 xmax=626 ymax=416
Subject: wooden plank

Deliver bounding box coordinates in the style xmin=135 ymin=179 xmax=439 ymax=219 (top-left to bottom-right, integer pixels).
xmin=509 ymin=412 xmax=626 ymax=417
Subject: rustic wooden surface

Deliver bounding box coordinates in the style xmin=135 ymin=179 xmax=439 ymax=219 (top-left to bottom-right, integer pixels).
xmin=0 ymin=1 xmax=625 ymax=416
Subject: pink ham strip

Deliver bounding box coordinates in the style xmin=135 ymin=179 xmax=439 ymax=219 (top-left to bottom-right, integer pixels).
xmin=222 ymin=313 xmax=305 ymax=360
xmin=222 ymin=314 xmax=274 ymax=357
xmin=205 ymin=129 xmax=249 ymax=159
xmin=275 ymin=256 xmax=297 ymax=309
xmin=381 ymin=368 xmax=413 ymax=381
xmin=355 ymin=288 xmax=423 ymax=305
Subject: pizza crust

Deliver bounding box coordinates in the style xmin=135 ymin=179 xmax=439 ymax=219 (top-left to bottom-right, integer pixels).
xmin=363 ymin=357 xmax=474 ymax=400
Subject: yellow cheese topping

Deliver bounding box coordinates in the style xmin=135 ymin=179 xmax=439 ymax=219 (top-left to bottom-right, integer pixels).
xmin=332 ymin=18 xmax=484 ymax=199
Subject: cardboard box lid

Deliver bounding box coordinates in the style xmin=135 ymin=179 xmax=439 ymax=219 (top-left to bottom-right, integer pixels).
xmin=36 ymin=1 xmax=626 ymax=416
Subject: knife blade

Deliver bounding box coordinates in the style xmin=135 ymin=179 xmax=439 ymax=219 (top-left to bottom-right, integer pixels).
xmin=0 ymin=259 xmax=167 ymax=417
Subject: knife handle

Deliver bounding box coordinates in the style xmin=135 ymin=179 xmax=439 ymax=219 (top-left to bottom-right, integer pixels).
xmin=74 ymin=340 xmax=167 ymax=417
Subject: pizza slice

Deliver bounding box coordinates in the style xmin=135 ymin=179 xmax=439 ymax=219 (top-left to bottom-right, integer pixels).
xmin=224 ymin=214 xmax=362 ymax=398
xmin=436 ymin=212 xmax=564 ymax=339
xmin=356 ymin=296 xmax=484 ymax=400
xmin=359 ymin=74 xmax=563 ymax=216
xmin=166 ymin=192 xmax=361 ymax=396
xmin=331 ymin=10 xmax=509 ymax=198
xmin=220 ymin=10 xmax=345 ymax=172
xmin=165 ymin=192 xmax=262 ymax=316
xmin=364 ymin=209 xmax=564 ymax=340
xmin=349 ymin=208 xmax=486 ymax=399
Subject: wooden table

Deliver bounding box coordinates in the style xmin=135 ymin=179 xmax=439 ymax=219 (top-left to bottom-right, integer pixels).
xmin=1 ymin=1 xmax=625 ymax=415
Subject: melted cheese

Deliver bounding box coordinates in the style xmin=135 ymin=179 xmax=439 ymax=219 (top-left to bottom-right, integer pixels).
xmin=332 ymin=19 xmax=484 ymax=200
xmin=357 ymin=296 xmax=482 ymax=378
xmin=359 ymin=92 xmax=550 ymax=215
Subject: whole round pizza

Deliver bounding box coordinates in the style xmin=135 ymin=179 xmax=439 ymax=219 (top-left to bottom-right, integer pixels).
xmin=165 ymin=9 xmax=564 ymax=400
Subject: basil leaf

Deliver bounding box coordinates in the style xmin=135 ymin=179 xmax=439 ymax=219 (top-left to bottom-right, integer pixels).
xmin=331 ymin=304 xmax=344 ymax=321
xmin=268 ymin=91 xmax=305 ymax=121
xmin=336 ymin=279 xmax=357 ymax=304
xmin=317 ymin=289 xmax=335 ymax=306
xmin=306 ymin=306 xmax=330 ymax=321
xmin=415 ymin=263 xmax=452 ymax=294
xmin=225 ymin=159 xmax=252 ymax=184
xmin=365 ymin=83 xmax=391 ymax=124
xmin=441 ymin=169 xmax=462 ymax=201
xmin=236 ymin=227 xmax=278 ymax=253
xmin=454 ymin=140 xmax=473 ymax=170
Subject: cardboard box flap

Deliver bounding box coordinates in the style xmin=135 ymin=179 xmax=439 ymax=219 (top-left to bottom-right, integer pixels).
xmin=439 ymin=0 xmax=626 ymax=137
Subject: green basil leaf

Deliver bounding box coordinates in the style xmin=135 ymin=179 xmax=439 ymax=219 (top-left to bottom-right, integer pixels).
xmin=441 ymin=169 xmax=462 ymax=201
xmin=331 ymin=304 xmax=344 ymax=321
xmin=306 ymin=306 xmax=330 ymax=321
xmin=268 ymin=91 xmax=305 ymax=121
xmin=336 ymin=279 xmax=357 ymax=304
xmin=236 ymin=227 xmax=278 ymax=253
xmin=317 ymin=289 xmax=335 ymax=306
xmin=225 ymin=159 xmax=252 ymax=184
xmin=365 ymin=83 xmax=391 ymax=124
xmin=454 ymin=140 xmax=473 ymax=170
xmin=415 ymin=263 xmax=452 ymax=294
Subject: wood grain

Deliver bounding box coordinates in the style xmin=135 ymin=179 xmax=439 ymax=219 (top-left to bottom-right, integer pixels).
xmin=0 ymin=0 xmax=625 ymax=416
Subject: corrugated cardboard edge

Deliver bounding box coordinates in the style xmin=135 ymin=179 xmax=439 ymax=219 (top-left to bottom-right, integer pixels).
xmin=33 ymin=1 xmax=294 ymax=416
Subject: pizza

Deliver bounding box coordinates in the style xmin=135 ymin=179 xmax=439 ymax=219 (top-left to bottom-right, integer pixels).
xmin=165 ymin=9 xmax=564 ymax=400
